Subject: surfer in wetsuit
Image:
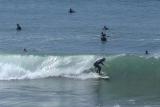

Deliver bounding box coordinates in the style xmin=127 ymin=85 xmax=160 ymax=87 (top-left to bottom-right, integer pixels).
xmin=69 ymin=8 xmax=75 ymax=13
xmin=103 ymin=26 xmax=109 ymax=30
xmin=101 ymin=32 xmax=107 ymax=41
xmin=145 ymin=50 xmax=149 ymax=55
xmin=23 ymin=48 xmax=27 ymax=52
xmin=16 ymin=24 xmax=22 ymax=31
xmin=93 ymin=58 xmax=106 ymax=75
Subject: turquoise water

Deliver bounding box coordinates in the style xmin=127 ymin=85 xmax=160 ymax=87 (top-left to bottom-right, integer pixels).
xmin=0 ymin=0 xmax=160 ymax=106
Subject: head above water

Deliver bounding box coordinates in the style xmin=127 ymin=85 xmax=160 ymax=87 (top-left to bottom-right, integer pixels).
xmin=145 ymin=50 xmax=149 ymax=55
xmin=16 ymin=24 xmax=22 ymax=31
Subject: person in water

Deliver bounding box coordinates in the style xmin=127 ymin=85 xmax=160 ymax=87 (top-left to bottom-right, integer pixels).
xmin=101 ymin=32 xmax=107 ymax=41
xmin=69 ymin=8 xmax=75 ymax=13
xmin=145 ymin=50 xmax=149 ymax=55
xmin=93 ymin=58 xmax=106 ymax=75
xmin=23 ymin=48 xmax=27 ymax=52
xmin=103 ymin=26 xmax=109 ymax=30
xmin=101 ymin=32 xmax=106 ymax=36
xmin=16 ymin=24 xmax=22 ymax=31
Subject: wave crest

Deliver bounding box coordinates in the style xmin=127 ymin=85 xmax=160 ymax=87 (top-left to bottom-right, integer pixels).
xmin=1 ymin=54 xmax=159 ymax=80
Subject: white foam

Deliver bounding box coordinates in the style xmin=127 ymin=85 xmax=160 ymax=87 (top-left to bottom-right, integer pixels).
xmin=151 ymin=52 xmax=160 ymax=59
xmin=0 ymin=54 xmax=123 ymax=80
xmin=113 ymin=104 xmax=121 ymax=107
xmin=0 ymin=55 xmax=97 ymax=80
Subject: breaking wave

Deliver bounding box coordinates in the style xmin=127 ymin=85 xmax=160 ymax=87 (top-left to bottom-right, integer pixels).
xmin=0 ymin=53 xmax=160 ymax=81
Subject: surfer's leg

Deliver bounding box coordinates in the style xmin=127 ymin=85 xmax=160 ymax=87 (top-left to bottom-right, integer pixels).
xmin=94 ymin=64 xmax=99 ymax=73
xmin=95 ymin=67 xmax=98 ymax=73
xmin=97 ymin=65 xmax=101 ymax=75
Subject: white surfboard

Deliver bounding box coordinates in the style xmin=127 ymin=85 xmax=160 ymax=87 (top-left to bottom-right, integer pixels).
xmin=99 ymin=75 xmax=110 ymax=80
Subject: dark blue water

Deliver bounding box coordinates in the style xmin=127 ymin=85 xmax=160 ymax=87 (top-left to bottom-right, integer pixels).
xmin=0 ymin=0 xmax=160 ymax=54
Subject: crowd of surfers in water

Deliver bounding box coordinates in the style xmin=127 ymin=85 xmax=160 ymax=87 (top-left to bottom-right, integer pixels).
xmin=16 ymin=8 xmax=149 ymax=55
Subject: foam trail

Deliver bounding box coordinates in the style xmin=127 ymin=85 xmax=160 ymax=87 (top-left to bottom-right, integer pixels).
xmin=0 ymin=54 xmax=106 ymax=80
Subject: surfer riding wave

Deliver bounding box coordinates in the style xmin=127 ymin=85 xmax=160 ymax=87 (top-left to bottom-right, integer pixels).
xmin=93 ymin=58 xmax=106 ymax=75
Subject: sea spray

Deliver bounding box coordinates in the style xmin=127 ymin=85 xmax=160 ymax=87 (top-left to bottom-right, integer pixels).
xmin=0 ymin=54 xmax=99 ymax=80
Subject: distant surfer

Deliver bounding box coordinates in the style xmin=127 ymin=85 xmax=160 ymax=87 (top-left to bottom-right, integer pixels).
xmin=23 ymin=48 xmax=27 ymax=52
xmin=101 ymin=32 xmax=107 ymax=41
xmin=101 ymin=32 xmax=106 ymax=36
xmin=69 ymin=8 xmax=75 ymax=13
xmin=145 ymin=50 xmax=149 ymax=55
xmin=103 ymin=26 xmax=109 ymax=30
xmin=16 ymin=24 xmax=22 ymax=31
xmin=93 ymin=58 xmax=106 ymax=75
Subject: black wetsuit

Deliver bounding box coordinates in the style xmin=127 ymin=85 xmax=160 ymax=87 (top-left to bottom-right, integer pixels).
xmin=16 ymin=24 xmax=22 ymax=31
xmin=23 ymin=48 xmax=27 ymax=52
xmin=69 ymin=8 xmax=75 ymax=13
xmin=103 ymin=26 xmax=109 ymax=30
xmin=93 ymin=58 xmax=105 ymax=75
xmin=101 ymin=32 xmax=107 ymax=41
xmin=145 ymin=50 xmax=149 ymax=55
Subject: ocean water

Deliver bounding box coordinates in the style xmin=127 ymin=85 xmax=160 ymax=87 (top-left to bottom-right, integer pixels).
xmin=0 ymin=0 xmax=160 ymax=107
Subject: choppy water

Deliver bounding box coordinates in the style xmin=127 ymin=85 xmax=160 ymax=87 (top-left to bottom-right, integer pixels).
xmin=0 ymin=0 xmax=160 ymax=54
xmin=0 ymin=0 xmax=160 ymax=107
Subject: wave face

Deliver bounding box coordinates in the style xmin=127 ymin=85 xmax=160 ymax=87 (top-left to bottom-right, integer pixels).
xmin=0 ymin=54 xmax=160 ymax=81
xmin=107 ymin=55 xmax=160 ymax=81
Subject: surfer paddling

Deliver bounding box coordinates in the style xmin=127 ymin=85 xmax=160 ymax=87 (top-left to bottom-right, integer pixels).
xmin=93 ymin=58 xmax=106 ymax=75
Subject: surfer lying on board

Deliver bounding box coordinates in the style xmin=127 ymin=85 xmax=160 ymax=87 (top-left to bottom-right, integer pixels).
xmin=93 ymin=58 xmax=106 ymax=75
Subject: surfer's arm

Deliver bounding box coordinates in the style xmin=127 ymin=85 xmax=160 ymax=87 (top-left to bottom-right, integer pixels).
xmin=100 ymin=62 xmax=104 ymax=65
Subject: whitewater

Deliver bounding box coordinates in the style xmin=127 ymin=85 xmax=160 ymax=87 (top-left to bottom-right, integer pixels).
xmin=0 ymin=54 xmax=115 ymax=80
xmin=1 ymin=54 xmax=160 ymax=107
xmin=0 ymin=53 xmax=160 ymax=81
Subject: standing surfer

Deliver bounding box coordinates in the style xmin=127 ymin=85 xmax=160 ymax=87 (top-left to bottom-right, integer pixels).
xmin=93 ymin=58 xmax=106 ymax=75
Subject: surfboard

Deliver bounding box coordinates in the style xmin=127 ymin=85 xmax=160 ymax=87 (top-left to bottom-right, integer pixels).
xmin=99 ymin=75 xmax=110 ymax=80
